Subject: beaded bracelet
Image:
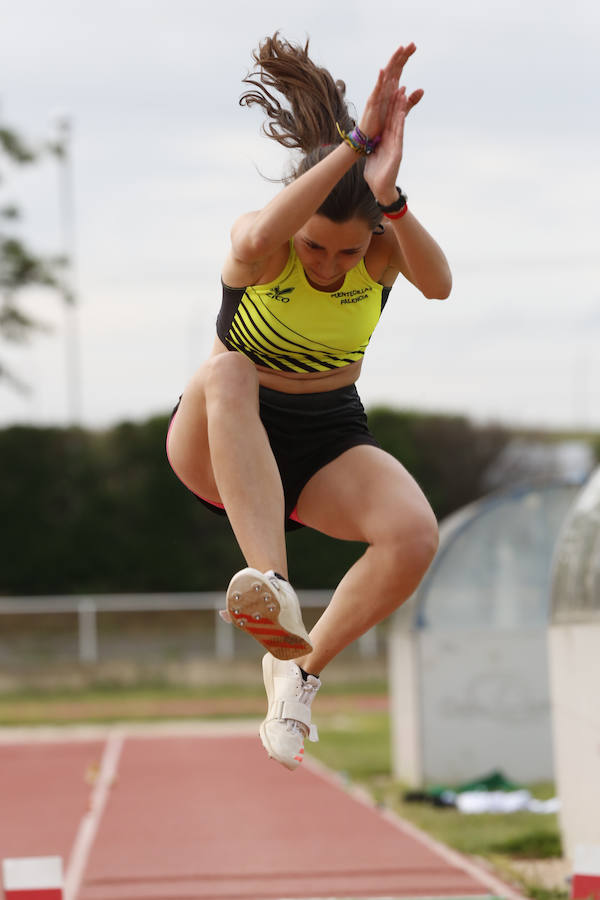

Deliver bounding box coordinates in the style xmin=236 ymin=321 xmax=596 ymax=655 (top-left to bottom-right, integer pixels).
xmin=336 ymin=122 xmax=381 ymax=156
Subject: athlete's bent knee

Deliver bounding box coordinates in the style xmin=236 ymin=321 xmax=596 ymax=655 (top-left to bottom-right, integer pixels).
xmin=386 ymin=506 xmax=439 ymax=574
xmin=204 ymin=351 xmax=258 ymax=407
xmin=411 ymin=513 xmax=439 ymax=571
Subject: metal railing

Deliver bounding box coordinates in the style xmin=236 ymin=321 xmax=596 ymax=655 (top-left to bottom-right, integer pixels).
xmin=0 ymin=592 xmax=378 ymax=663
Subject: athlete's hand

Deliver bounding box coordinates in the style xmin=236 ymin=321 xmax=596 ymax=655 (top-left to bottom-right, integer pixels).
xmin=358 ymin=43 xmax=419 ymax=141
xmin=363 ymin=84 xmax=423 ymax=203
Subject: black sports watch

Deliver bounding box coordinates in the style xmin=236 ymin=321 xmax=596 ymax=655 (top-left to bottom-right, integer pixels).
xmin=376 ymin=187 xmax=408 ymax=214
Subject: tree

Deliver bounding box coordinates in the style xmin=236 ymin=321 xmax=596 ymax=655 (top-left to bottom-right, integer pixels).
xmin=367 ymin=407 xmax=511 ymax=519
xmin=0 ymin=119 xmax=67 ymax=390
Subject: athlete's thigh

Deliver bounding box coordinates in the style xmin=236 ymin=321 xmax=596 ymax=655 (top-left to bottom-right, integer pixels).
xmin=295 ymin=444 xmax=436 ymax=543
xmin=168 ymin=349 xmax=262 ymax=503
xmin=166 ymin=361 xmax=220 ymax=503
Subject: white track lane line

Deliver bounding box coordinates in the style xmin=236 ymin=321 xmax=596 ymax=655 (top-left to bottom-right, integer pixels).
xmin=63 ymin=728 xmax=124 ymax=900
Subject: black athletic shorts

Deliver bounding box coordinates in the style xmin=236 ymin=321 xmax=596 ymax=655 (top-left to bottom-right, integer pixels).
xmin=168 ymin=382 xmax=379 ymax=531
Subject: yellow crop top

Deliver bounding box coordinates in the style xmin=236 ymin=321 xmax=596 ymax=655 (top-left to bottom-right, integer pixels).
xmin=216 ymin=240 xmax=391 ymax=373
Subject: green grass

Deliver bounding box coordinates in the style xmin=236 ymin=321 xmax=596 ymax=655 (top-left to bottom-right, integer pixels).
xmin=0 ymin=681 xmax=264 ymax=703
xmin=379 ymin=796 xmax=562 ymax=859
xmin=491 ymin=830 xmax=562 ymax=859
xmin=0 ymin=676 xmax=388 ymax=726
xmin=309 ymin=711 xmax=392 ymax=780
xmin=0 ymin=676 xmax=388 ymax=703
xmin=519 ymin=889 xmax=568 ymax=900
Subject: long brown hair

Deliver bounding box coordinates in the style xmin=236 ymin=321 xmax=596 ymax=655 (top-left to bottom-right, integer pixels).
xmin=240 ymin=32 xmax=381 ymax=229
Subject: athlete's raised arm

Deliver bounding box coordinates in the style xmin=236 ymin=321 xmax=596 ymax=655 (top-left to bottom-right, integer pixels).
xmin=363 ymin=55 xmax=452 ymax=299
xmin=224 ymin=38 xmax=417 ymax=284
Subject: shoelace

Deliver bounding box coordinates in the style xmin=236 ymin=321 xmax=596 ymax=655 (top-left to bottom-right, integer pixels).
xmin=284 ymin=678 xmax=319 ymax=736
xmin=286 ymin=719 xmax=307 ymax=736
xmin=300 ymin=679 xmax=319 ymax=702
xmin=267 ymin=574 xmax=286 ymax=595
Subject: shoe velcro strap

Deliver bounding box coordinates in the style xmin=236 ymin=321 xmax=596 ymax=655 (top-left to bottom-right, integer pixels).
xmin=276 ymin=699 xmax=312 ymax=728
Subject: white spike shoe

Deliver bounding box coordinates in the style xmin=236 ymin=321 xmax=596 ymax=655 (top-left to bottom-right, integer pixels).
xmin=259 ymin=652 xmax=321 ymax=771
xmin=222 ymin=568 xmax=312 ymax=660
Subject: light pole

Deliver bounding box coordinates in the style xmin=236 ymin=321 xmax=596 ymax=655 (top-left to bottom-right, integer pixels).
xmin=53 ymin=113 xmax=82 ymax=426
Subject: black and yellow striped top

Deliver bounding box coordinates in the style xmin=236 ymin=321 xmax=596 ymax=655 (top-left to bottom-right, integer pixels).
xmin=216 ymin=241 xmax=391 ymax=373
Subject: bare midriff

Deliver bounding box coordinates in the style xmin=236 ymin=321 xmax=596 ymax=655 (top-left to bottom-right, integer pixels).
xmin=211 ymin=337 xmax=362 ymax=394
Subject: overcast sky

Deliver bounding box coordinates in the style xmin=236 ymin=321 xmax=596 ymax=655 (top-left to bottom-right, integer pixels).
xmin=1 ymin=0 xmax=599 ymax=431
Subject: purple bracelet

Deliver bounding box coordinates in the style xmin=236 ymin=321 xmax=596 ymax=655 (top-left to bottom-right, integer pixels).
xmin=336 ymin=122 xmax=381 ymax=155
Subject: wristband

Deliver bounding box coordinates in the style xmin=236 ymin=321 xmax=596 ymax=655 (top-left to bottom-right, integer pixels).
xmin=376 ymin=186 xmax=407 ymax=214
xmin=336 ymin=122 xmax=381 ymax=156
xmin=383 ymin=204 xmax=408 ymax=220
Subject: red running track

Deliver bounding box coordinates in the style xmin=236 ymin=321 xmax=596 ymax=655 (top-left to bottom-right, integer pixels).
xmin=0 ymin=724 xmax=526 ymax=900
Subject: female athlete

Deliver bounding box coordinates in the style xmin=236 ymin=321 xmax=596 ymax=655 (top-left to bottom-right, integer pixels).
xmin=167 ymin=34 xmax=451 ymax=770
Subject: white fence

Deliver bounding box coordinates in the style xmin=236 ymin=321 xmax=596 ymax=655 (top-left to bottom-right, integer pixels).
xmin=0 ymin=592 xmax=378 ymax=663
